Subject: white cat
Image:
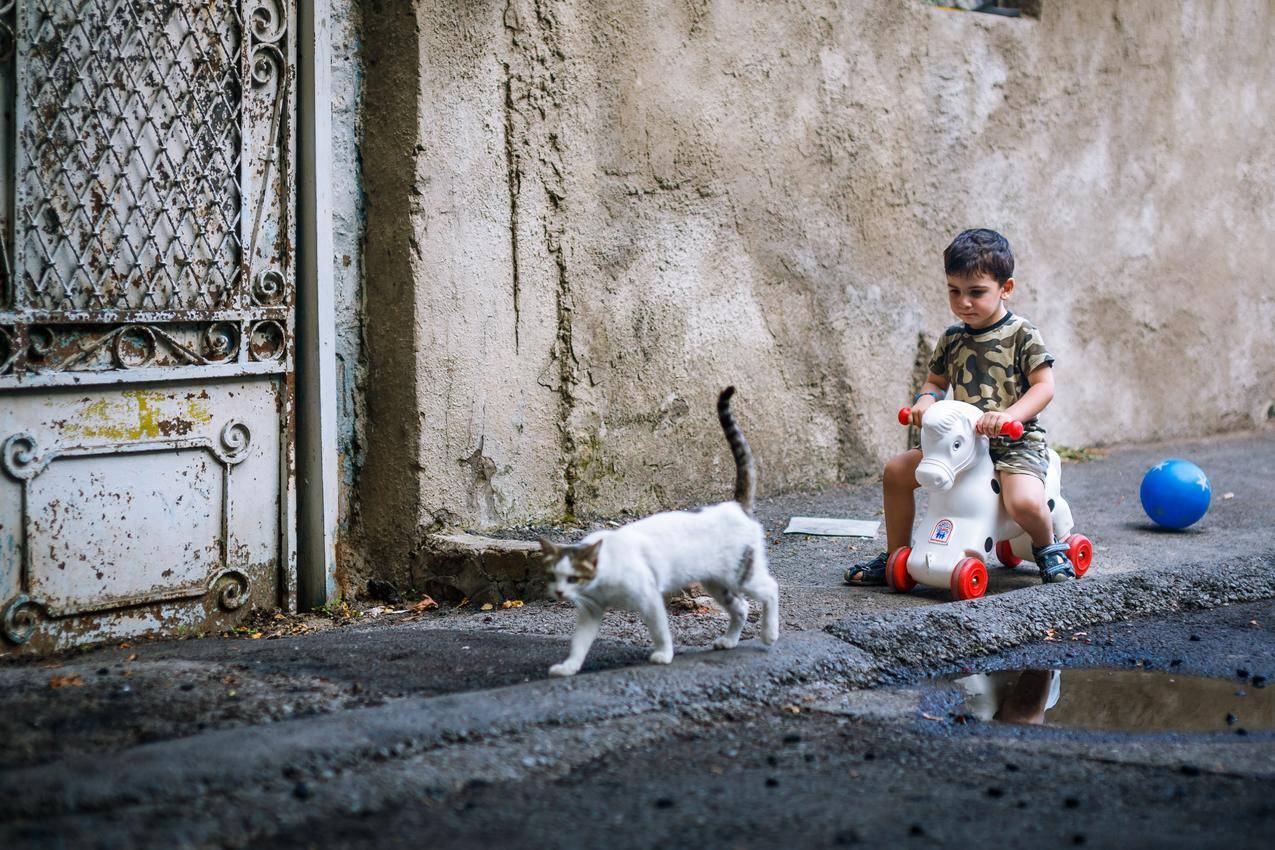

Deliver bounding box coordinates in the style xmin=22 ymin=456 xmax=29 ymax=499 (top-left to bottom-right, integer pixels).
xmin=538 ymin=387 xmax=780 ymax=677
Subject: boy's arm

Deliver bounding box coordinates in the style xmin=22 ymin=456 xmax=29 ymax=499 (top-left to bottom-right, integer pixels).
xmin=909 ymin=372 xmax=950 ymax=426
xmin=976 ymin=365 xmax=1055 ymax=436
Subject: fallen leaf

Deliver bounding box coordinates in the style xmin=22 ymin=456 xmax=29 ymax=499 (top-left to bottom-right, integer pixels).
xmin=118 ymin=642 xmax=132 ymax=649
xmin=50 ymin=674 xmax=85 ymax=689
xmin=782 ymin=704 xmax=801 ymax=714
xmin=409 ymin=596 xmax=439 ymax=612
xmin=250 ymin=632 xmax=263 ymax=640
xmin=480 ymin=603 xmax=494 ymax=611
xmin=501 ymin=599 xmax=524 ymax=609
xmin=921 ymin=713 xmax=943 ymax=722
xmin=127 ymin=653 xmax=138 ymax=662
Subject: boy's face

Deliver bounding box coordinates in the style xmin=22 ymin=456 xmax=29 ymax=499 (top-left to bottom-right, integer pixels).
xmin=947 ymin=272 xmax=1012 ymax=328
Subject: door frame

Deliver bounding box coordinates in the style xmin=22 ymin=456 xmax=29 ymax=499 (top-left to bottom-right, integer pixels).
xmin=296 ymin=0 xmax=337 ymax=609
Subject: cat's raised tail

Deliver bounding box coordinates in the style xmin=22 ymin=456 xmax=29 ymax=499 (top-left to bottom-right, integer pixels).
xmin=716 ymin=386 xmax=756 ymax=516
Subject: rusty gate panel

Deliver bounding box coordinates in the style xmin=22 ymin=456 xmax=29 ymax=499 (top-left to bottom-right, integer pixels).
xmin=0 ymin=1 xmax=297 ymax=652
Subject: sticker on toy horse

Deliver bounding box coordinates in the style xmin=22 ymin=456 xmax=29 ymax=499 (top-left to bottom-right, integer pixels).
xmin=930 ymin=518 xmax=954 ymax=544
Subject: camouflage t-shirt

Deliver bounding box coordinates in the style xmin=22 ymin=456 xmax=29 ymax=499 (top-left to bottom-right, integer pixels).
xmin=928 ymin=312 xmax=1055 ymax=442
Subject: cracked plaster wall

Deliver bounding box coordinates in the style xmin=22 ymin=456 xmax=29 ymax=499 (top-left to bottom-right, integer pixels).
xmin=357 ymin=0 xmax=1275 ymax=579
xmin=331 ymin=0 xmax=369 ymax=588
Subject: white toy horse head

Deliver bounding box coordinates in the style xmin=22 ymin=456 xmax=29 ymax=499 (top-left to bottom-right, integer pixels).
xmin=915 ymin=400 xmax=985 ymax=491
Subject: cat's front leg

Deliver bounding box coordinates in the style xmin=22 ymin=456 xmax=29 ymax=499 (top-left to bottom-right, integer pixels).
xmin=641 ymin=601 xmax=674 ymax=665
xmin=550 ymin=606 xmax=603 ymax=677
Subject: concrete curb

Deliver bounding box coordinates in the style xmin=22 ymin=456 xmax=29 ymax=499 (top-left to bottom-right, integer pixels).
xmin=0 ymin=632 xmax=871 ymax=819
xmin=827 ymin=552 xmax=1275 ymax=676
xmin=411 ymin=532 xmax=545 ymax=605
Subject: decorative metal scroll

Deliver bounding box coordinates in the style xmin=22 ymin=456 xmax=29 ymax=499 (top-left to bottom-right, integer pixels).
xmin=0 ymin=422 xmax=255 ymax=643
xmin=0 ymin=1 xmax=296 ymax=387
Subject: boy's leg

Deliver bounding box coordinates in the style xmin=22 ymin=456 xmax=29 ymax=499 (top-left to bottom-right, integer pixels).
xmin=884 ymin=449 xmax=924 ymax=551
xmin=846 ymin=449 xmax=922 ymax=585
xmin=999 ymin=470 xmax=1074 ymax=583
xmin=998 ymin=472 xmax=1053 ymax=548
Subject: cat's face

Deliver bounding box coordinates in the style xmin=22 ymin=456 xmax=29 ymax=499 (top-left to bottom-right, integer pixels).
xmin=538 ymin=538 xmax=601 ymax=603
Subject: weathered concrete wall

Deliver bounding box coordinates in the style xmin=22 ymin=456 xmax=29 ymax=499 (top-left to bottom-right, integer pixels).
xmin=331 ymin=0 xmax=368 ymax=584
xmin=358 ymin=0 xmax=1275 ymax=573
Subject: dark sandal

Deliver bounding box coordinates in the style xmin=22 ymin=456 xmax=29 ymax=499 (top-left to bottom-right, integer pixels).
xmin=844 ymin=551 xmax=889 ymax=586
xmin=1033 ymin=542 xmax=1075 ymax=584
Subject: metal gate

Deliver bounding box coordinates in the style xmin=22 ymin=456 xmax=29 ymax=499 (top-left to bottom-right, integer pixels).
xmin=0 ymin=0 xmax=297 ymax=651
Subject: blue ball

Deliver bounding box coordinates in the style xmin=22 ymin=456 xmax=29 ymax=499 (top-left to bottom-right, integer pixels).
xmin=1140 ymin=459 xmax=1211 ymax=529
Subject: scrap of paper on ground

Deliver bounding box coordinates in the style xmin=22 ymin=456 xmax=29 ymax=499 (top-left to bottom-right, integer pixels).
xmin=783 ymin=517 xmax=880 ymax=537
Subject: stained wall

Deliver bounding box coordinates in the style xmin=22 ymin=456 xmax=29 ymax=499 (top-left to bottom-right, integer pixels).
xmin=355 ymin=0 xmax=1275 ymax=581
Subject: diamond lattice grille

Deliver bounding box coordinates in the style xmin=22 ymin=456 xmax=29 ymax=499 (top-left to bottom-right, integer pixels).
xmin=17 ymin=0 xmax=243 ymax=313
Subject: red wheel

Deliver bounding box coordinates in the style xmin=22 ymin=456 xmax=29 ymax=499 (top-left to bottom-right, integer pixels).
xmin=885 ymin=546 xmax=916 ymax=593
xmin=995 ymin=539 xmax=1022 ymax=568
xmin=950 ymin=557 xmax=988 ymax=601
xmin=1065 ymin=533 xmax=1093 ymax=577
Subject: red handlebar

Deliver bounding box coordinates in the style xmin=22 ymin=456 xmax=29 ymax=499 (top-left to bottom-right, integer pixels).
xmin=897 ymin=405 xmax=1024 ymax=439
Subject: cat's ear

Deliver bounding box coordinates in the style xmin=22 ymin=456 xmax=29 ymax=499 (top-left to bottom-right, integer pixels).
xmin=538 ymin=537 xmax=559 ymax=563
xmin=578 ymin=539 xmax=603 ymax=577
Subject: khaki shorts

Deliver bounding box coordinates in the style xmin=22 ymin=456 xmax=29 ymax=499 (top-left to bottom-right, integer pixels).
xmin=990 ymin=435 xmax=1050 ymax=482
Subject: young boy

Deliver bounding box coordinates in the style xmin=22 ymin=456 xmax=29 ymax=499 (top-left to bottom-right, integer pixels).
xmin=844 ymin=228 xmax=1075 ymax=585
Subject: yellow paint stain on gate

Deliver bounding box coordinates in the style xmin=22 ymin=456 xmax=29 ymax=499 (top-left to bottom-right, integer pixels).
xmin=62 ymin=390 xmax=214 ymax=441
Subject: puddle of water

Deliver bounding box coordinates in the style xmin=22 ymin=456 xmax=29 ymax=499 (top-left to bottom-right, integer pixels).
xmin=949 ymin=668 xmax=1274 ymax=732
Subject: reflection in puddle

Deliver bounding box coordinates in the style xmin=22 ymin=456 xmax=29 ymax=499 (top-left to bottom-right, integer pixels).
xmin=950 ymin=668 xmax=1274 ymax=732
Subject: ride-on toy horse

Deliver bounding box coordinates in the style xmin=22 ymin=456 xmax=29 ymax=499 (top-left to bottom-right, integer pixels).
xmin=888 ymin=399 xmax=1093 ymax=600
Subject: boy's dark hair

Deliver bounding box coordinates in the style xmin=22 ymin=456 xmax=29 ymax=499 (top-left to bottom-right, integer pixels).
xmin=944 ymin=228 xmax=1014 ymax=284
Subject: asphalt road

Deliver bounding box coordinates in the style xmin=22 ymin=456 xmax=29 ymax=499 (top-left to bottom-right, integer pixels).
xmin=253 ymin=600 xmax=1275 ymax=850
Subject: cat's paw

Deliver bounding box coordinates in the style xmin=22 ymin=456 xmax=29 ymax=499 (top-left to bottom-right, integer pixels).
xmin=549 ymin=661 xmax=580 ymax=677
xmin=648 ymin=648 xmax=674 ymax=665
xmin=761 ymin=625 xmax=778 ymax=646
xmin=712 ymin=636 xmax=739 ymax=650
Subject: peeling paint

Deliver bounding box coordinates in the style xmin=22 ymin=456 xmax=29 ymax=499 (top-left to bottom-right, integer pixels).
xmin=60 ymin=390 xmax=214 ymax=442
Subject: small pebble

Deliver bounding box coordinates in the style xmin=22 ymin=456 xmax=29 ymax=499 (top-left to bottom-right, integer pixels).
xmin=1235 ymin=728 xmax=1248 ymax=736
xmin=765 ymin=777 xmax=779 ymax=788
xmin=783 ymin=733 xmax=802 ymax=745
xmin=1005 ymin=763 xmax=1020 ymax=772
xmin=1072 ymin=835 xmax=1087 ymax=846
xmin=1236 ymin=668 xmax=1250 ymax=679
xmin=1226 ymin=713 xmax=1238 ymax=726
xmin=654 ymin=798 xmax=675 ymax=809
xmin=909 ymin=825 xmax=925 ymax=837
xmin=1179 ymin=765 xmax=1201 ymax=777
xmin=1064 ymin=797 xmax=1079 ymax=809
xmin=987 ymin=787 xmax=1004 ymax=798
xmin=292 ymin=782 xmax=311 ymax=800
xmin=1188 ymin=634 xmax=1201 ymax=642
xmin=96 ymin=668 xmax=109 ymax=676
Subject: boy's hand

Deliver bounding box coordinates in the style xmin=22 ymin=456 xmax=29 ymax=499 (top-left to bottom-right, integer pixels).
xmin=976 ymin=411 xmax=1012 ymax=437
xmin=910 ymin=396 xmax=936 ymax=426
